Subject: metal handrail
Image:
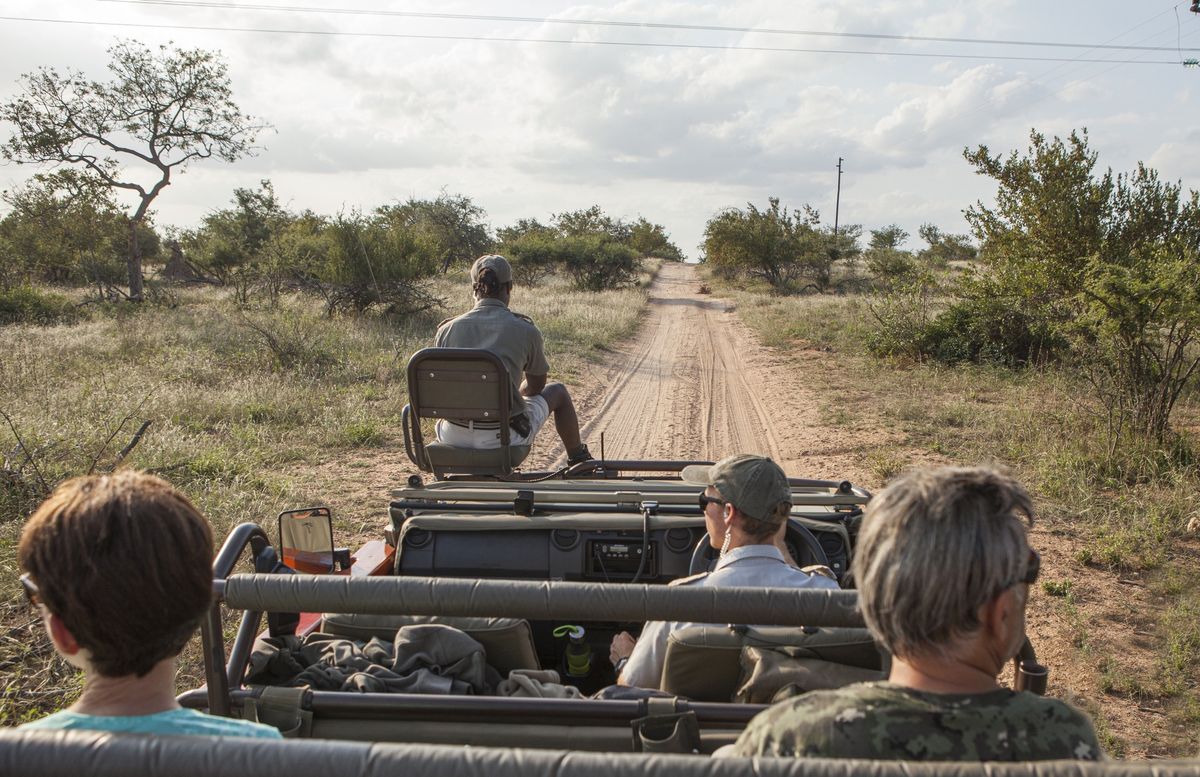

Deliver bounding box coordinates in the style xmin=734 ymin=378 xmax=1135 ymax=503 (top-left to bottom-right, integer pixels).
xmin=204 ymin=522 xmax=272 ymax=716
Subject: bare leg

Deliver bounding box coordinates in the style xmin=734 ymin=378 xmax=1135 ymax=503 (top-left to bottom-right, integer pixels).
xmin=538 ymin=382 xmax=583 ymax=453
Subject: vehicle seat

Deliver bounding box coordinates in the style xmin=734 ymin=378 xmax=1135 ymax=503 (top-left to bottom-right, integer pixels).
xmin=659 ymin=625 xmax=884 ymax=702
xmin=402 ymin=348 xmax=532 ymax=478
xmin=319 ymin=613 xmax=540 ymax=675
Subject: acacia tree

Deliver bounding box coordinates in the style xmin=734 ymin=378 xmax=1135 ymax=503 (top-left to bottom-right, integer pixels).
xmin=1 ymin=40 xmax=267 ymax=300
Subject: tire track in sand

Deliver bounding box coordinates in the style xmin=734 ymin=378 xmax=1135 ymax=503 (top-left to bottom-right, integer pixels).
xmin=532 ymin=262 xmax=811 ymax=469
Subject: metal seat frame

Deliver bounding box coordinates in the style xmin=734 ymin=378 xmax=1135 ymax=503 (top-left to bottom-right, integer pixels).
xmin=402 ymin=347 xmax=530 ymax=478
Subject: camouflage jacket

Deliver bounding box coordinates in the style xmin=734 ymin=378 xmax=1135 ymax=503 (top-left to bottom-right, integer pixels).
xmin=731 ymin=681 xmax=1103 ymax=762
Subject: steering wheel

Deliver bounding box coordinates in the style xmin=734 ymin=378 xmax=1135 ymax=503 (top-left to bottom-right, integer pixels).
xmin=688 ymin=518 xmax=830 ymax=576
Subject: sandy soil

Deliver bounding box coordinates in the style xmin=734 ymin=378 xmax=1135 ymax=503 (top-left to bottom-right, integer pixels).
xmin=526 ymin=261 xmax=897 ymax=480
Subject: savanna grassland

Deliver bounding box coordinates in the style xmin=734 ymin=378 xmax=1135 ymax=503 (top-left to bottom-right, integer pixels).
xmin=727 ymin=283 xmax=1200 ymax=759
xmin=0 ymin=266 xmax=656 ymax=724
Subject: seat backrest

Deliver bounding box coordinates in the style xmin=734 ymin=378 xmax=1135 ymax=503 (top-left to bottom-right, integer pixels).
xmin=408 ymin=348 xmax=512 ymax=427
xmin=320 ymin=612 xmax=540 ymax=675
xmin=660 ymin=625 xmax=884 ymax=702
xmin=403 ymin=348 xmax=527 ymax=476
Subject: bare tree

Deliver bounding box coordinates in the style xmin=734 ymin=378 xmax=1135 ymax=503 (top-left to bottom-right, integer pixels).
xmin=1 ymin=40 xmax=269 ymax=300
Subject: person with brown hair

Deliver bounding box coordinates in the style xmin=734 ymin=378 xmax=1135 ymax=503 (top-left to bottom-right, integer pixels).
xmin=434 ymin=254 xmax=592 ymax=465
xmin=16 ymin=471 xmax=281 ymax=737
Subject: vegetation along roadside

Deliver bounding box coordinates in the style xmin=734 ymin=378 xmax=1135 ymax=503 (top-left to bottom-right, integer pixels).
xmin=705 ymin=129 xmax=1200 ymax=758
xmin=0 ymin=200 xmax=669 ymax=724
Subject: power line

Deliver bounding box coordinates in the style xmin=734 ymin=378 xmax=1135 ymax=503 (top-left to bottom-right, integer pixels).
xmin=961 ymin=3 xmax=1189 ymax=123
xmin=0 ymin=15 xmax=1187 ymax=65
xmin=100 ymin=0 xmax=1200 ymax=53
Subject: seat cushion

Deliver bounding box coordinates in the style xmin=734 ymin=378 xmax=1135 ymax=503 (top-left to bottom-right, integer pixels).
xmin=660 ymin=626 xmax=884 ymax=702
xmin=319 ymin=613 xmax=539 ymax=674
xmin=735 ymin=647 xmax=884 ymax=703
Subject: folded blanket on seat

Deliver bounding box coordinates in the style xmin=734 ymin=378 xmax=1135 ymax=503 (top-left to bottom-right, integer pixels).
xmin=496 ymin=669 xmax=584 ymax=699
xmin=247 ymin=624 xmax=502 ymax=695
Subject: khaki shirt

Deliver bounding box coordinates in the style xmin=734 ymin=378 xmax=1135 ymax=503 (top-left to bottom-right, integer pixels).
xmin=435 ymin=298 xmax=550 ymax=417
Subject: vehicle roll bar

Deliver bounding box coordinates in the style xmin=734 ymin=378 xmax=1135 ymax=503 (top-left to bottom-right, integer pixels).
xmin=204 ymin=522 xmax=272 ymax=717
xmin=4 ymin=730 xmax=1198 ymax=777
xmin=177 ymin=687 xmax=763 ymax=726
xmin=218 ymin=575 xmax=865 ymax=628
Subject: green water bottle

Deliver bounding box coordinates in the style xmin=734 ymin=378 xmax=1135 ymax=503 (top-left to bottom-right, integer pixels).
xmin=553 ymin=624 xmax=592 ymax=678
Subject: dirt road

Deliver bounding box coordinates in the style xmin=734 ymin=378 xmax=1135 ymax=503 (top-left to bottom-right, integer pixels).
xmin=528 ymin=262 xmax=883 ymax=482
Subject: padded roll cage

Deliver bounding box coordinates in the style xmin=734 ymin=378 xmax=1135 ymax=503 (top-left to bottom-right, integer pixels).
xmin=6 ymin=731 xmax=1199 ymax=776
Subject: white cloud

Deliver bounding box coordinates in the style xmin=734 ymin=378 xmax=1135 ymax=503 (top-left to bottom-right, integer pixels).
xmin=1147 ymin=130 xmax=1200 ymax=186
xmin=0 ymin=0 xmax=1190 ymax=256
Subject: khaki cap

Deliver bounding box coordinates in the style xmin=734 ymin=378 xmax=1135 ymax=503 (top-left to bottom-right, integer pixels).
xmin=472 ymin=254 xmax=513 ymax=285
xmin=681 ymin=454 xmax=792 ymax=525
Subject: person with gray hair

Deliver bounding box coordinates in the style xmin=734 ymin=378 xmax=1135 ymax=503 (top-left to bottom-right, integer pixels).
xmin=732 ymin=465 xmax=1102 ymax=762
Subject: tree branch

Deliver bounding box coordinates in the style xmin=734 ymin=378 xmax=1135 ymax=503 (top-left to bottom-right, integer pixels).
xmin=0 ymin=408 xmax=49 ymax=494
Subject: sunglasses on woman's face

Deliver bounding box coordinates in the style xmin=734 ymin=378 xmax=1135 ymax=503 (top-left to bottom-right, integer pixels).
xmin=19 ymin=573 xmax=41 ymax=607
xmin=698 ymin=494 xmax=727 ymax=511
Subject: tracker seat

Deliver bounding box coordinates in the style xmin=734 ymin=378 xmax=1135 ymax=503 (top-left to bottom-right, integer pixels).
xmin=402 ymin=348 xmax=532 ymax=478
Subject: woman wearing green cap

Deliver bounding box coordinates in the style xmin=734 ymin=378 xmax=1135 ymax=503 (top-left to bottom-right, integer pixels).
xmin=610 ymin=454 xmax=839 ymax=690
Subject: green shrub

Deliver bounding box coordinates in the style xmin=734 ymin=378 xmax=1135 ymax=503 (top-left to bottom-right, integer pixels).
xmin=504 ymin=231 xmax=560 ymax=285
xmin=564 ymin=238 xmax=639 ymax=291
xmin=920 ymin=297 xmax=1066 ymax=366
xmin=864 ymin=247 xmax=917 ymax=286
xmin=502 ymin=233 xmax=639 ymax=291
xmin=1042 ymin=579 xmax=1074 ymax=597
xmin=286 ymin=212 xmax=441 ymax=316
xmin=865 ymin=279 xmax=935 ymax=360
xmin=0 ymin=286 xmax=82 ymax=327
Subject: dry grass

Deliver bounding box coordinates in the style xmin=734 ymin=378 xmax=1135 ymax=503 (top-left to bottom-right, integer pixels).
xmin=714 ymin=271 xmax=1200 ymax=758
xmin=0 ymin=266 xmax=654 ymax=724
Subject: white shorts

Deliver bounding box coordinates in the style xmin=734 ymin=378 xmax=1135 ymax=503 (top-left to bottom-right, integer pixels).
xmin=435 ymin=394 xmax=550 ymax=449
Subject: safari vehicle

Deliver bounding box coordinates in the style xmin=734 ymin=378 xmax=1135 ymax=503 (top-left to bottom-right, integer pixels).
xmin=181 ymin=467 xmax=877 ymax=750
xmin=160 ymin=348 xmax=1049 ymax=753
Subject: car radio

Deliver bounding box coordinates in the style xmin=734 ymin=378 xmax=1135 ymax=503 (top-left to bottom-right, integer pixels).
xmin=586 ymin=539 xmax=657 ymax=580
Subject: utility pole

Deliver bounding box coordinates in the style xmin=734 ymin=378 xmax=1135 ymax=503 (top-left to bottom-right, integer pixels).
xmin=833 ymin=157 xmax=844 ymax=237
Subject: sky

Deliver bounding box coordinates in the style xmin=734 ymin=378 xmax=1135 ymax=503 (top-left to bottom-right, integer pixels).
xmin=0 ymin=1 xmax=1198 ymax=260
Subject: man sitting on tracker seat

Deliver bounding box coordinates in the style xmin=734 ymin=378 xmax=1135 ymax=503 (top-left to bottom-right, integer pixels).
xmin=434 ymin=254 xmax=592 ymax=465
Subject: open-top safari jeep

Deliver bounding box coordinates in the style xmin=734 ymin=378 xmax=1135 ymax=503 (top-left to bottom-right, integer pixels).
xmin=1 ymin=348 xmax=1173 ymax=774
xmin=178 ymin=469 xmax=877 ymax=749
xmin=155 ymin=351 xmax=1051 ymax=754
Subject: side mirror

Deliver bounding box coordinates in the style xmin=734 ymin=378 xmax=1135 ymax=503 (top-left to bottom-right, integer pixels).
xmin=278 ymin=507 xmax=336 ymax=574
